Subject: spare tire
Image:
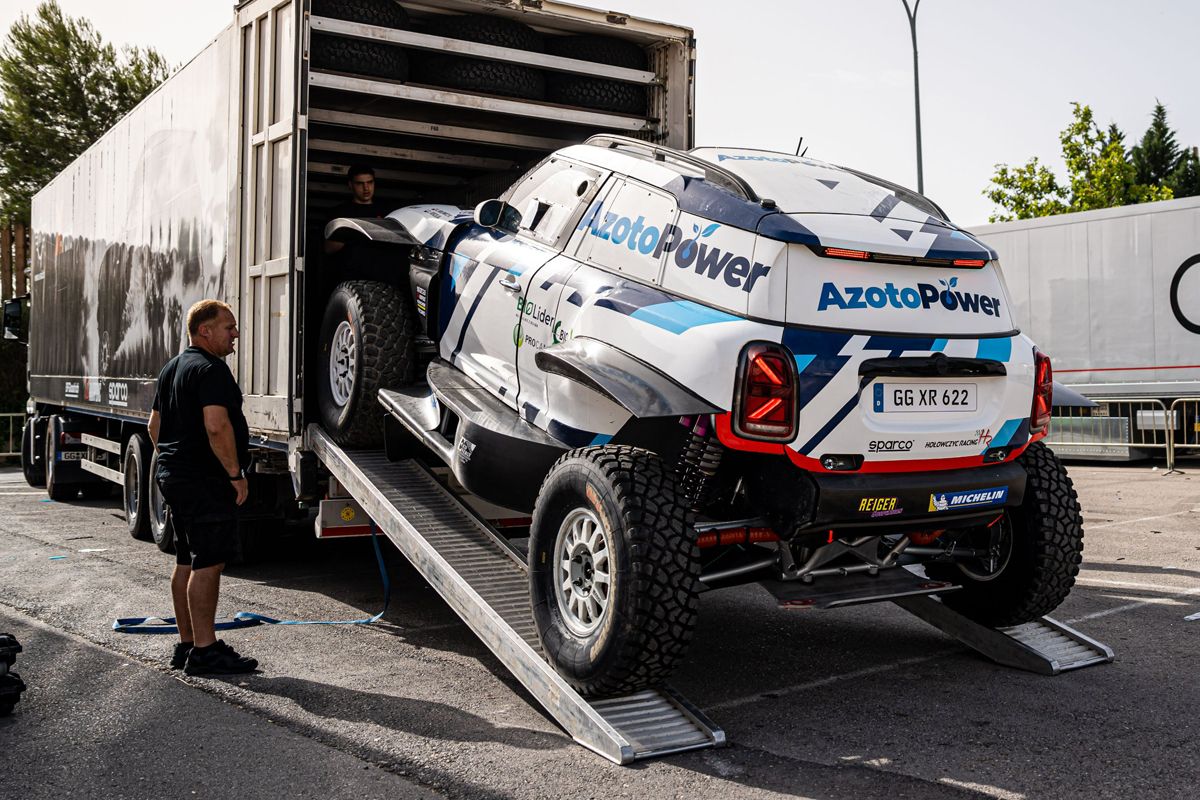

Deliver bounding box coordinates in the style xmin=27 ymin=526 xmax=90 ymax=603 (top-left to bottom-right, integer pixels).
xmin=545 ymin=35 xmax=647 ymax=115
xmin=311 ymin=0 xmax=408 ymax=29
xmin=410 ymin=14 xmax=545 ymax=100
xmin=311 ymin=33 xmax=408 ymax=82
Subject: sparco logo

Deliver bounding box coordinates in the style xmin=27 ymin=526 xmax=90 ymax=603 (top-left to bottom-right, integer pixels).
xmin=869 ymin=439 xmax=912 ymax=453
xmin=577 ymin=202 xmax=770 ymax=293
xmin=818 ymin=276 xmax=1002 ymax=316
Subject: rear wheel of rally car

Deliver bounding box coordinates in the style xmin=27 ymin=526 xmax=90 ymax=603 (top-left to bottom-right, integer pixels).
xmin=148 ymin=450 xmax=175 ymax=554
xmin=925 ymin=442 xmax=1084 ymax=626
xmin=318 ymin=281 xmax=416 ymax=448
xmin=529 ymin=446 xmax=700 ymax=697
xmin=21 ymin=418 xmax=45 ymax=488
xmin=124 ymin=433 xmax=153 ymax=541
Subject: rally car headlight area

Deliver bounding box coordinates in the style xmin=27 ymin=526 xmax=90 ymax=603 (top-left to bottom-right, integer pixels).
xmin=732 ymin=342 xmax=798 ymax=442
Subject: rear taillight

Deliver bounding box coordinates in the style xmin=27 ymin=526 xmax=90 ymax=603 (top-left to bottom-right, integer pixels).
xmin=734 ymin=342 xmax=797 ymax=441
xmin=1031 ymin=349 xmax=1053 ymax=435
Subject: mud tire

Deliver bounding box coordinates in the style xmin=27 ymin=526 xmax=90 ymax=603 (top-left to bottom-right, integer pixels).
xmin=318 ymin=281 xmax=416 ymax=448
xmin=411 ymin=14 xmax=545 ymax=100
xmin=311 ymin=33 xmax=409 ymax=82
xmin=529 ymin=446 xmax=699 ymax=697
xmin=311 ymin=0 xmax=408 ymax=29
xmin=545 ymin=35 xmax=647 ymax=114
xmin=929 ymin=442 xmax=1084 ymax=626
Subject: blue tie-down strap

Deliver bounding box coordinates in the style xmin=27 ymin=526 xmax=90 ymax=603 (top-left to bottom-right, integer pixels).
xmin=114 ymin=524 xmax=391 ymax=634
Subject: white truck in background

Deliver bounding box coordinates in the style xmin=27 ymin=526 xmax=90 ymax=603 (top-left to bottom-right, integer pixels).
xmin=969 ymin=195 xmax=1200 ymax=459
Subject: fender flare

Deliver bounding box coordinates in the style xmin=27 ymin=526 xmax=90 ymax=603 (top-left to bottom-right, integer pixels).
xmin=323 ymin=216 xmax=421 ymax=247
xmin=534 ymin=337 xmax=721 ymax=419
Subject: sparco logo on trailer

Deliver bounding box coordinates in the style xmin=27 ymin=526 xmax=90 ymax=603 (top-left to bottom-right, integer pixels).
xmin=818 ymin=276 xmax=1003 ymax=316
xmin=577 ymin=202 xmax=771 ymax=293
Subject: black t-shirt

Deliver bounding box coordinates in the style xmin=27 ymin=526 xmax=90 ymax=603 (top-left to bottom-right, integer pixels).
xmin=152 ymin=346 xmax=250 ymax=483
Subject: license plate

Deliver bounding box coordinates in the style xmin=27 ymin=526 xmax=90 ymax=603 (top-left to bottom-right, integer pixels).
xmin=59 ymin=450 xmax=84 ymax=461
xmin=874 ymin=383 xmax=977 ymax=413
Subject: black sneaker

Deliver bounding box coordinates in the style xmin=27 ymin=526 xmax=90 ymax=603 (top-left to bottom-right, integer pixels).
xmin=183 ymin=640 xmax=258 ymax=676
xmin=170 ymin=641 xmax=193 ymax=670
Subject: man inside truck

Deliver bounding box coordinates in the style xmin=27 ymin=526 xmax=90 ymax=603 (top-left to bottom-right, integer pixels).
xmin=147 ymin=300 xmax=257 ymax=676
xmin=323 ymin=163 xmax=385 ymax=255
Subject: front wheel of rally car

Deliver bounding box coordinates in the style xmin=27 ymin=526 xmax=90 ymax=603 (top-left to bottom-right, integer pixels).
xmin=529 ymin=446 xmax=701 ymax=698
xmin=318 ymin=280 xmax=416 ymax=448
xmin=925 ymin=441 xmax=1084 ymax=627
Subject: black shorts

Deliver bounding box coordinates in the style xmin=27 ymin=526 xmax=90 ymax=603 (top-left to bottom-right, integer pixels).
xmin=158 ymin=477 xmax=239 ymax=570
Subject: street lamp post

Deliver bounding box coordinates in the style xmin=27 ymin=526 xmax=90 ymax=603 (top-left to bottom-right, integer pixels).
xmin=900 ymin=0 xmax=924 ymax=194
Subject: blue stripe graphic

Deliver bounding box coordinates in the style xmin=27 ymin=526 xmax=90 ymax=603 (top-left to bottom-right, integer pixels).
xmin=629 ymin=300 xmax=738 ymax=335
xmin=985 ymin=417 xmax=1024 ymax=453
xmin=930 ymin=338 xmax=948 ymax=353
xmin=976 ymin=337 xmax=1012 ymax=361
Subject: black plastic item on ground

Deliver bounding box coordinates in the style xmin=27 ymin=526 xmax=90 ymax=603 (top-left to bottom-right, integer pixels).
xmin=0 ymin=632 xmax=21 ymax=669
xmin=0 ymin=671 xmax=25 ymax=716
xmin=410 ymin=14 xmax=545 ymax=101
xmin=545 ymin=35 xmax=648 ymax=115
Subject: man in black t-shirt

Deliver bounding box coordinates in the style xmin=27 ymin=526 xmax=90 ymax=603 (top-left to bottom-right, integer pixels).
xmin=323 ymin=163 xmax=386 ymax=256
xmin=148 ymin=299 xmax=257 ymax=676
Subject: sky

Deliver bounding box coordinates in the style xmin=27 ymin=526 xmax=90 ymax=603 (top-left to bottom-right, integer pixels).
xmin=0 ymin=0 xmax=1196 ymax=226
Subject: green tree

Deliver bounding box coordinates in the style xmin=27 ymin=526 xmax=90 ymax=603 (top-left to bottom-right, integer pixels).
xmin=1168 ymin=146 xmax=1200 ymax=198
xmin=985 ymin=103 xmax=1171 ymax=222
xmin=0 ymin=1 xmax=170 ymax=220
xmin=1130 ymin=101 xmax=1182 ymax=186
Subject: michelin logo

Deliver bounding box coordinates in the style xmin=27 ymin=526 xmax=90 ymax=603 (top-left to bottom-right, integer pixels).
xmin=929 ymin=486 xmax=1009 ymax=513
xmin=577 ymin=202 xmax=770 ymax=293
xmin=819 ymin=277 xmax=1002 ymax=317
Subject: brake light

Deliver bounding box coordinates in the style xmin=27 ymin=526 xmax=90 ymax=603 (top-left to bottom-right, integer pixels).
xmin=734 ymin=343 xmax=797 ymax=441
xmin=1031 ymin=349 xmax=1053 ymax=435
xmin=823 ymin=247 xmax=869 ymax=260
xmin=953 ymin=259 xmax=986 ymax=267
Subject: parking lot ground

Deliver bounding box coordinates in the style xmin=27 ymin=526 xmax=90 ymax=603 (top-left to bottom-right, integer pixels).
xmin=0 ymin=461 xmax=1197 ymax=799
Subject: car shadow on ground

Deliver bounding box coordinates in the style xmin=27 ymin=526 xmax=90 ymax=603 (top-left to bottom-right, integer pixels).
xmin=229 ymin=673 xmax=566 ymax=753
xmin=1081 ymin=559 xmax=1200 ymax=582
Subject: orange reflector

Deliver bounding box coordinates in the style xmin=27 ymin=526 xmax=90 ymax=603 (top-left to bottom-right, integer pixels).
xmin=952 ymin=258 xmax=986 ymax=267
xmin=908 ymin=530 xmax=944 ymax=546
xmin=824 ymin=247 xmax=870 ymax=260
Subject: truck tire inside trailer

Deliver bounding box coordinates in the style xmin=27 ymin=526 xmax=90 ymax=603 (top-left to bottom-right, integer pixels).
xmin=318 ymin=280 xmax=416 ymax=447
xmin=528 ymin=446 xmax=700 ymax=697
xmin=310 ymin=0 xmax=408 ymax=29
xmin=411 ymin=14 xmax=546 ymax=101
xmin=926 ymin=442 xmax=1084 ymax=626
xmin=147 ymin=450 xmax=175 ymax=553
xmin=123 ymin=433 xmax=153 ymax=541
xmin=310 ymin=34 xmax=408 ymax=82
xmin=545 ymin=35 xmax=648 ymax=115
xmin=20 ymin=418 xmax=45 ymax=488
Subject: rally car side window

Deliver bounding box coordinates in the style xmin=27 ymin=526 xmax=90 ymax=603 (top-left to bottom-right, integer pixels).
xmin=503 ymin=157 xmax=603 ymax=248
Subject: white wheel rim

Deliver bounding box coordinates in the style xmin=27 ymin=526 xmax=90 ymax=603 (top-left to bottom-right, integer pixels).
xmin=329 ymin=320 xmax=357 ymax=407
xmin=552 ymin=507 xmax=612 ymax=637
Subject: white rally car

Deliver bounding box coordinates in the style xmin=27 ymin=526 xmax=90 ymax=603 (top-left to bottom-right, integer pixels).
xmin=321 ymin=135 xmax=1084 ymax=697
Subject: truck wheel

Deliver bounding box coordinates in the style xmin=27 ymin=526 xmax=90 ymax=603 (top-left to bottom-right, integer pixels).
xmin=928 ymin=442 xmax=1084 ymax=626
xmin=318 ymin=280 xmax=415 ymax=447
xmin=411 ymin=15 xmax=545 ymax=100
xmin=545 ymin=35 xmax=647 ymax=115
xmin=529 ymin=446 xmax=700 ymax=697
xmin=147 ymin=450 xmax=175 ymax=554
xmin=123 ymin=433 xmax=153 ymax=541
xmin=20 ymin=418 xmax=45 ymax=488
xmin=311 ymin=33 xmax=408 ymax=82
xmin=44 ymin=415 xmax=80 ymax=502
xmin=311 ymin=0 xmax=408 ymax=29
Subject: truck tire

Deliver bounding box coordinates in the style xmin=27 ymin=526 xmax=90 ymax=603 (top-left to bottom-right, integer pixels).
xmin=44 ymin=415 xmax=81 ymax=502
xmin=311 ymin=0 xmax=408 ymax=29
xmin=123 ymin=433 xmax=153 ymax=541
xmin=411 ymin=15 xmax=545 ymax=100
xmin=311 ymin=33 xmax=409 ymax=82
xmin=21 ymin=418 xmax=45 ymax=488
xmin=318 ymin=280 xmax=416 ymax=447
xmin=545 ymin=35 xmax=647 ymax=115
xmin=529 ymin=445 xmax=700 ymax=697
xmin=928 ymin=442 xmax=1084 ymax=626
xmin=147 ymin=450 xmax=175 ymax=554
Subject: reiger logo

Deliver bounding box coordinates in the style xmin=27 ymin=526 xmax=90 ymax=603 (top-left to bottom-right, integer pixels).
xmin=818 ymin=276 xmax=1003 ymax=317
xmin=576 ymin=202 xmax=771 ymax=293
xmin=928 ymin=486 xmax=1009 ymax=513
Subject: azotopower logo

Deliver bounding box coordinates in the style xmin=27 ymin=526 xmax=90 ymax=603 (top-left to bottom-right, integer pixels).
xmin=576 ymin=202 xmax=770 ymax=293
xmin=818 ymin=276 xmax=1003 ymax=316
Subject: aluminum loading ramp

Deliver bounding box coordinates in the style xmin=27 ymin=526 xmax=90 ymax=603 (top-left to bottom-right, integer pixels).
xmin=306 ymin=425 xmax=724 ymax=765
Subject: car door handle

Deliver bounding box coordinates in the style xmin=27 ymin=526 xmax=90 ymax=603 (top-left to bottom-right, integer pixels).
xmin=498 ymin=275 xmax=521 ymax=291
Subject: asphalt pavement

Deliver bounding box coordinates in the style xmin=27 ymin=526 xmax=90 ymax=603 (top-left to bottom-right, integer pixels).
xmin=0 ymin=460 xmax=1197 ymax=799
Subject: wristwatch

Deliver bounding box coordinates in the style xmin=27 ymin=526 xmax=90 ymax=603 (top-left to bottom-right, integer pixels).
xmin=229 ymin=469 xmax=245 ymax=481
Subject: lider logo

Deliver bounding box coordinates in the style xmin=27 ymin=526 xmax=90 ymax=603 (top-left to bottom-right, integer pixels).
xmin=818 ymin=277 xmax=1003 ymax=316
xmin=576 ymin=201 xmax=771 ymax=293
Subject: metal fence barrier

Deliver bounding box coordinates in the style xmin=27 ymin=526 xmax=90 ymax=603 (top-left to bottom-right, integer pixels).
xmin=1047 ymin=398 xmax=1176 ymax=472
xmin=0 ymin=412 xmax=22 ymax=458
